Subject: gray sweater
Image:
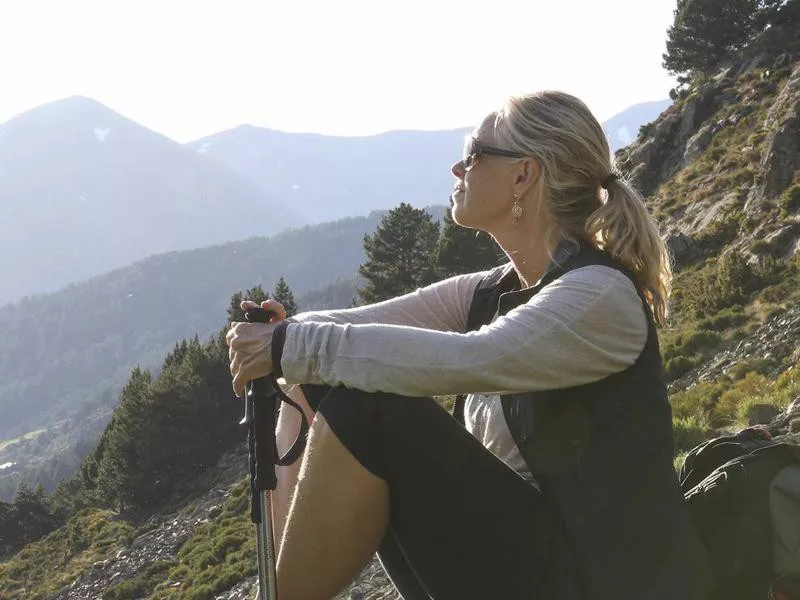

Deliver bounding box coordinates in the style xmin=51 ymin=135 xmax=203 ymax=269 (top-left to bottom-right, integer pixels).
xmin=282 ymin=264 xmax=648 ymax=479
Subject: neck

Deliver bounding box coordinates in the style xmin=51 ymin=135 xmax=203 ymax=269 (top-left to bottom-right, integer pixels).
xmin=490 ymin=224 xmax=555 ymax=289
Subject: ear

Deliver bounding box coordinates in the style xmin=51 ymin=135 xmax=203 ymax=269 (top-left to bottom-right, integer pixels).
xmin=513 ymin=158 xmax=541 ymax=196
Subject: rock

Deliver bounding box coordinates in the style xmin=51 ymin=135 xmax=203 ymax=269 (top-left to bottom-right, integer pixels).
xmin=786 ymin=396 xmax=800 ymax=420
xmin=791 ymin=418 xmax=800 ymax=434
xmin=765 ymin=223 xmax=800 ymax=257
xmin=757 ymin=63 xmax=800 ymax=199
xmin=684 ymin=124 xmax=714 ymax=164
xmin=666 ymin=233 xmax=695 ymax=264
xmin=748 ymin=403 xmax=781 ymax=425
xmin=775 ymin=53 xmax=792 ymax=70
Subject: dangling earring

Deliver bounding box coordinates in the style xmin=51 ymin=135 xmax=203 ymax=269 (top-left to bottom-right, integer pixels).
xmin=511 ymin=193 xmax=523 ymax=223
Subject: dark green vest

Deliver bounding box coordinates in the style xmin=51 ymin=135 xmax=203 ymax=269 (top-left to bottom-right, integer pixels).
xmin=454 ymin=241 xmax=714 ymax=600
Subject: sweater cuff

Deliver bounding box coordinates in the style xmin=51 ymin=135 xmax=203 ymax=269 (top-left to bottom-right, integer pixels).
xmin=271 ymin=320 xmax=291 ymax=378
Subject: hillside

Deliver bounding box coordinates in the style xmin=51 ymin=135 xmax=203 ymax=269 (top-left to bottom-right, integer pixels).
xmin=0 ymin=206 xmax=458 ymax=503
xmin=616 ymin=38 xmax=800 ymax=395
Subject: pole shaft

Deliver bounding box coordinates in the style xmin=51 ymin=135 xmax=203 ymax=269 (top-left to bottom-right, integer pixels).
xmin=256 ymin=490 xmax=278 ymax=599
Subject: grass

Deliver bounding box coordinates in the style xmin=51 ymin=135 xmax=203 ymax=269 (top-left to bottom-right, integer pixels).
xmin=148 ymin=478 xmax=257 ymax=600
xmin=670 ymin=363 xmax=797 ymax=432
xmin=0 ymin=429 xmax=47 ymax=452
xmin=0 ymin=509 xmax=135 ymax=600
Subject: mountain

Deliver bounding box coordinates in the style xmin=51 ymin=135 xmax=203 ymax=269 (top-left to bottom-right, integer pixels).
xmin=185 ymin=103 xmax=670 ymax=225
xmin=604 ymin=99 xmax=673 ymax=153
xmin=0 ymin=97 xmax=305 ymax=306
xmin=186 ymin=126 xmax=471 ymax=224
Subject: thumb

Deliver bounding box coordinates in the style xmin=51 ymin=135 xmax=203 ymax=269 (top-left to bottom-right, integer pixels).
xmin=260 ymin=299 xmax=287 ymax=321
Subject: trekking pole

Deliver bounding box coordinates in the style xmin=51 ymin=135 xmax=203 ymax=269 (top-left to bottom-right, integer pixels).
xmin=240 ymin=307 xmax=309 ymax=600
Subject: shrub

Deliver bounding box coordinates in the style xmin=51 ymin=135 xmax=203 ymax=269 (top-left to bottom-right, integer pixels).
xmin=711 ymin=371 xmax=771 ymax=427
xmin=749 ymin=239 xmax=772 ymax=255
xmin=673 ymin=415 xmax=710 ymax=455
xmin=665 ymin=355 xmax=699 ymax=380
xmin=734 ymin=394 xmax=785 ymax=429
xmin=728 ymin=357 xmax=778 ymax=380
xmin=696 ymin=306 xmax=747 ymax=331
xmin=639 ymin=121 xmax=656 ymax=138
xmin=102 ymin=561 xmax=174 ymax=600
xmin=670 ymin=380 xmax=727 ymax=421
xmin=779 ymin=184 xmax=800 ymax=214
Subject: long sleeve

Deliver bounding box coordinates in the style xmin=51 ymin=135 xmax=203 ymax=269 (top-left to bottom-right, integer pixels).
xmin=289 ymin=269 xmax=492 ymax=333
xmin=278 ymin=265 xmax=649 ymax=397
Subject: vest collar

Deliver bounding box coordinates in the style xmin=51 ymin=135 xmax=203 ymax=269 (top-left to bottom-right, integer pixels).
xmin=497 ymin=237 xmax=585 ymax=316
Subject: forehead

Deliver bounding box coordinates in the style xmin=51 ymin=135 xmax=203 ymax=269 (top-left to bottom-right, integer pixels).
xmin=474 ymin=113 xmax=497 ymax=141
xmin=464 ymin=114 xmax=497 ymax=150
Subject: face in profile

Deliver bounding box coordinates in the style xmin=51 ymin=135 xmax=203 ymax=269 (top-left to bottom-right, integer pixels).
xmin=450 ymin=118 xmax=524 ymax=233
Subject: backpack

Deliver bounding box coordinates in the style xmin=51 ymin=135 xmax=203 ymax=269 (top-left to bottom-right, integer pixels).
xmin=678 ymin=427 xmax=800 ymax=600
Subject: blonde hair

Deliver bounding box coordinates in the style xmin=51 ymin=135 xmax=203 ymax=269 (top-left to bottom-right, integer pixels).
xmin=491 ymin=91 xmax=672 ymax=326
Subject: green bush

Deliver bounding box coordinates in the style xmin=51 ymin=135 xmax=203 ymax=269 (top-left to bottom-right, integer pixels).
xmin=749 ymin=239 xmax=772 ymax=255
xmin=681 ymin=330 xmax=722 ymax=355
xmin=683 ymin=252 xmax=761 ymax=319
xmin=103 ymin=561 xmax=174 ymax=600
xmin=673 ymin=415 xmax=710 ymax=455
xmin=734 ymin=394 xmax=785 ymax=429
xmin=696 ymin=307 xmax=748 ymax=331
xmin=185 ymin=584 xmax=215 ymax=600
xmin=729 ymin=357 xmax=778 ymax=380
xmin=665 ymin=355 xmax=699 ymax=380
xmin=670 ymin=380 xmax=727 ymax=422
xmin=711 ymin=372 xmax=771 ymax=427
xmin=779 ymin=184 xmax=800 ymax=214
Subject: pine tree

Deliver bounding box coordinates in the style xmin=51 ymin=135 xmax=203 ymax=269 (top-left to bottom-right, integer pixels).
xmin=227 ymin=285 xmax=270 ymax=325
xmin=273 ymin=276 xmax=299 ymax=317
xmin=435 ymin=211 xmax=505 ymax=278
xmin=93 ymin=366 xmax=153 ymax=510
xmin=358 ymin=203 xmax=440 ymax=304
xmin=663 ymin=0 xmax=781 ymax=81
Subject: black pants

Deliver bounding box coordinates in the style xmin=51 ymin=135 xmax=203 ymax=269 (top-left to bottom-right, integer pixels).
xmin=300 ymin=384 xmax=580 ymax=600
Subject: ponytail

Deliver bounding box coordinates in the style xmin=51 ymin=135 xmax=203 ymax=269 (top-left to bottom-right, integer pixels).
xmin=585 ymin=176 xmax=672 ymax=326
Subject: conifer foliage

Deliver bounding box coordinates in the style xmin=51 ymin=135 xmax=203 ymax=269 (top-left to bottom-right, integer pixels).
xmin=358 ymin=203 xmax=441 ymax=303
xmin=0 ymin=484 xmax=61 ymax=558
xmin=663 ymin=0 xmax=794 ymax=81
xmin=273 ymin=276 xmax=299 ymax=317
xmin=435 ymin=211 xmax=504 ymax=279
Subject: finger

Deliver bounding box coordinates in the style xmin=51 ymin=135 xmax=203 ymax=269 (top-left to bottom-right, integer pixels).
xmin=240 ymin=300 xmax=260 ymax=311
xmin=261 ymin=299 xmax=287 ymax=321
xmin=233 ymin=374 xmax=246 ymax=399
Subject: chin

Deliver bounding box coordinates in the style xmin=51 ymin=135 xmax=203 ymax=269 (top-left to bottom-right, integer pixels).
xmin=451 ymin=209 xmax=479 ymax=230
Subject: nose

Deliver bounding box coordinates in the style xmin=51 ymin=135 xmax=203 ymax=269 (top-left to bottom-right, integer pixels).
xmin=451 ymin=159 xmax=466 ymax=179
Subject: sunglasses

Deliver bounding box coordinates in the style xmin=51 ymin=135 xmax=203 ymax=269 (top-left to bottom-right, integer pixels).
xmin=462 ymin=136 xmax=526 ymax=171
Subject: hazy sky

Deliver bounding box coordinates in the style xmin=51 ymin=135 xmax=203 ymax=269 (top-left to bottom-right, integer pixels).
xmin=0 ymin=0 xmax=679 ymax=142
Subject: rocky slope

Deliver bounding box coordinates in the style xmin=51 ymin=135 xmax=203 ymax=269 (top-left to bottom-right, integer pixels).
xmin=36 ymin=444 xmax=399 ymax=600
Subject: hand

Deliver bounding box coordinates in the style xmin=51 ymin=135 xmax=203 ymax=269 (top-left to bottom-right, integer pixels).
xmin=225 ymin=300 xmax=286 ymax=397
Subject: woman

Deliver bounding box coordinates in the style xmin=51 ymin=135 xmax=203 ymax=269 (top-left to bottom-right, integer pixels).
xmin=226 ymin=91 xmax=713 ymax=600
